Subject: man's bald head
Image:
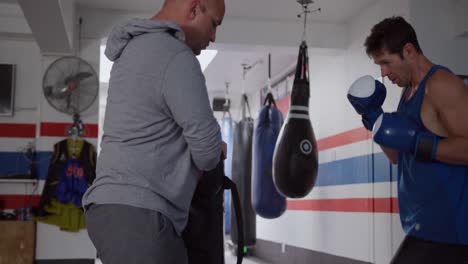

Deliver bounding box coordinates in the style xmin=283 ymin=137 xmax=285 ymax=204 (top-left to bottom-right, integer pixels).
xmin=153 ymin=0 xmax=225 ymax=54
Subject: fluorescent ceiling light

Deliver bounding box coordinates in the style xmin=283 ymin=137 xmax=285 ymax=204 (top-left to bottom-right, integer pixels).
xmin=197 ymin=49 xmax=217 ymax=72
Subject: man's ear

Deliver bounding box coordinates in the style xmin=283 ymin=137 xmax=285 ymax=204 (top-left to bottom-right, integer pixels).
xmin=188 ymin=0 xmax=199 ymax=20
xmin=402 ymin=43 xmax=415 ymax=59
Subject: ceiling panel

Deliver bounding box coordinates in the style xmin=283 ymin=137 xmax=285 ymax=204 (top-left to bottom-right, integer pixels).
xmin=75 ymin=0 xmax=378 ymax=24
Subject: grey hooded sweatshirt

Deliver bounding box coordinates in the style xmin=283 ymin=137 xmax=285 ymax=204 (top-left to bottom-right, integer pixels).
xmin=82 ymin=18 xmax=222 ymax=234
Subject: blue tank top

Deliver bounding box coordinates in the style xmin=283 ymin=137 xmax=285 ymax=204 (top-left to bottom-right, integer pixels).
xmin=397 ymin=65 xmax=468 ymax=245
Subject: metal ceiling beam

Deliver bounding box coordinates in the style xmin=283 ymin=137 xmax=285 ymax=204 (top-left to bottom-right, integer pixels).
xmin=17 ymin=0 xmax=75 ymax=55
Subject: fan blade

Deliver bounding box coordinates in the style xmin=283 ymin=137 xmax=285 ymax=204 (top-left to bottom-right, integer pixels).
xmin=61 ymin=84 xmax=72 ymax=93
xmin=73 ymin=72 xmax=93 ymax=82
xmin=44 ymin=86 xmax=53 ymax=96
xmin=45 ymin=85 xmax=69 ymax=99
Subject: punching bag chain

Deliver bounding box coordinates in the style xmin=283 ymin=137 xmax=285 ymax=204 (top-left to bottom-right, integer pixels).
xmin=296 ymin=0 xmax=321 ymax=43
xmin=223 ymin=82 xmax=231 ymax=119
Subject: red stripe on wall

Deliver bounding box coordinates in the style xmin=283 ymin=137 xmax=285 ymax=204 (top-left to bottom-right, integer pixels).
xmin=0 ymin=195 xmax=400 ymax=214
xmin=0 ymin=123 xmax=36 ymax=138
xmin=317 ymin=127 xmax=371 ymax=151
xmin=0 ymin=195 xmax=40 ymax=210
xmin=276 ymin=95 xmax=291 ymax=118
xmin=40 ymin=122 xmax=98 ymax=138
xmin=287 ymin=198 xmax=399 ymax=213
xmin=274 ymin=93 xmax=369 ymax=150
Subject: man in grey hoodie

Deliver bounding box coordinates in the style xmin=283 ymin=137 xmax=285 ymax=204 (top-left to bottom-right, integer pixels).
xmin=82 ymin=0 xmax=226 ymax=263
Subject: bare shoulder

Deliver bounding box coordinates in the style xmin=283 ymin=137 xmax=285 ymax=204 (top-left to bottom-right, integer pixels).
xmin=426 ymin=69 xmax=467 ymax=108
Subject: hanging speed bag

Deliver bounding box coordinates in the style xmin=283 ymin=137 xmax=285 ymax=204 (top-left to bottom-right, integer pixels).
xmin=272 ymin=41 xmax=318 ymax=198
xmin=252 ymin=105 xmax=286 ymax=218
xmin=231 ymin=118 xmax=256 ymax=247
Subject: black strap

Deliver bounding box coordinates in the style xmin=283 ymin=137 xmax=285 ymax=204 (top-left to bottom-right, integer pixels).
xmin=223 ymin=177 xmax=244 ymax=264
xmin=263 ymin=92 xmax=277 ymax=107
xmin=261 ymin=93 xmax=278 ymax=128
xmin=415 ymin=134 xmax=437 ymax=162
xmin=294 ymin=41 xmax=309 ymax=83
xmin=242 ymin=94 xmax=252 ymax=119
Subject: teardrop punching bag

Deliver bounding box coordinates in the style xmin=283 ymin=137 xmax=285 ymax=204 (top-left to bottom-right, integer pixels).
xmin=273 ymin=41 xmax=319 ymax=198
xmin=252 ymin=94 xmax=286 ymax=219
xmin=231 ymin=94 xmax=256 ymax=247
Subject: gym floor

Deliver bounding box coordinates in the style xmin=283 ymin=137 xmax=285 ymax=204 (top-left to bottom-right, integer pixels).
xmin=225 ymin=250 xmax=271 ymax=264
xmin=94 ymin=251 xmax=270 ymax=264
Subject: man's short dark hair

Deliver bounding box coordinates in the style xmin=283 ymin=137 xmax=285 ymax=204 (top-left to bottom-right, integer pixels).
xmin=364 ymin=16 xmax=422 ymax=58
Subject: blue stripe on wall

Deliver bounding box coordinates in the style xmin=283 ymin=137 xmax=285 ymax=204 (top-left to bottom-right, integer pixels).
xmin=316 ymin=152 xmax=395 ymax=186
xmin=0 ymin=152 xmax=53 ymax=180
xmin=1 ymin=152 xmax=396 ymax=185
xmin=38 ymin=152 xmax=53 ymax=180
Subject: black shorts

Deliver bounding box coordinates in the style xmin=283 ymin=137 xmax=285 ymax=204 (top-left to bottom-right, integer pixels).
xmin=391 ymin=235 xmax=468 ymax=264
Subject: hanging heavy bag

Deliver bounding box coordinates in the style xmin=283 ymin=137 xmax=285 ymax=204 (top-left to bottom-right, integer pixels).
xmin=183 ymin=156 xmax=244 ymax=264
xmin=231 ymin=94 xmax=256 ymax=247
xmin=221 ymin=115 xmax=233 ymax=234
xmin=252 ymin=94 xmax=286 ymax=218
xmin=273 ymin=41 xmax=319 ymax=198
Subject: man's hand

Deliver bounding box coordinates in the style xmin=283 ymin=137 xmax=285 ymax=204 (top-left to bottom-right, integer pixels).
xmin=198 ymin=142 xmax=226 ymax=179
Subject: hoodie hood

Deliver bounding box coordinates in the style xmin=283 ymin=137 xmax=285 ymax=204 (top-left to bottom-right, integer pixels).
xmin=105 ymin=18 xmax=185 ymax=61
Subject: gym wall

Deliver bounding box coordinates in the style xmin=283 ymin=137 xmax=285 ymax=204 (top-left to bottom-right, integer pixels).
xmin=249 ymin=0 xmax=468 ymax=263
xmin=0 ymin=4 xmax=99 ymax=261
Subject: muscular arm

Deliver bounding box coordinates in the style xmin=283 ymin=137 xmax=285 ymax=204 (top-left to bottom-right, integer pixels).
xmin=429 ymin=71 xmax=468 ymax=165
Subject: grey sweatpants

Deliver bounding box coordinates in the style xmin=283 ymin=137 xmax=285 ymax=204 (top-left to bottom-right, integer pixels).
xmin=85 ymin=204 xmax=188 ymax=264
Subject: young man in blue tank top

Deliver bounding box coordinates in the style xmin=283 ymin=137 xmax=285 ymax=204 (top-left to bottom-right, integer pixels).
xmin=348 ymin=16 xmax=468 ymax=263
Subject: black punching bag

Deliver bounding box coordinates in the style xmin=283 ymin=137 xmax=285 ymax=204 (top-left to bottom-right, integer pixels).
xmin=272 ymin=41 xmax=318 ymax=198
xmin=183 ymin=156 xmax=245 ymax=264
xmin=231 ymin=94 xmax=256 ymax=247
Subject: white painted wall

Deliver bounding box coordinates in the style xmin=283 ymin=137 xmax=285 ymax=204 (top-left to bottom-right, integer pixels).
xmin=410 ymin=0 xmax=468 ymax=75
xmin=0 ymin=39 xmax=41 ymax=126
xmin=453 ymin=0 xmax=468 ymax=37
xmin=0 ymin=3 xmax=99 ymax=260
xmin=252 ymin=0 xmax=411 ymax=263
xmin=308 ymin=52 xmax=348 ymax=139
xmin=252 ymin=0 xmax=468 ymax=263
xmin=3 ymin=0 xmax=467 ymax=262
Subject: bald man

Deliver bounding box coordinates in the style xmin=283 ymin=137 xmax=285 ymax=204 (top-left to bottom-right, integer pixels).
xmin=83 ymin=0 xmax=226 ymax=263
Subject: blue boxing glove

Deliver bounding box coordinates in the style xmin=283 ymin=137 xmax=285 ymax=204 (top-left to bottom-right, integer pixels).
xmin=347 ymin=75 xmax=387 ymax=131
xmin=372 ymin=112 xmax=440 ymax=162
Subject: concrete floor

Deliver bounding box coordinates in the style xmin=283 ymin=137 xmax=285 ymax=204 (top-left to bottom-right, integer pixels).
xmin=95 ymin=251 xmax=270 ymax=264
xmin=95 ymin=236 xmax=270 ymax=264
xmin=225 ymin=250 xmax=271 ymax=264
